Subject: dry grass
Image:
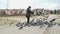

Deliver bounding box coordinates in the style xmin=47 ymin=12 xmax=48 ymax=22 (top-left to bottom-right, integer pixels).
xmin=0 ymin=15 xmax=60 ymax=26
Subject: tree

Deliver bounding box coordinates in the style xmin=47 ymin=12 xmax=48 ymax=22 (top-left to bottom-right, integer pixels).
xmin=54 ymin=9 xmax=56 ymax=14
xmin=50 ymin=10 xmax=53 ymax=14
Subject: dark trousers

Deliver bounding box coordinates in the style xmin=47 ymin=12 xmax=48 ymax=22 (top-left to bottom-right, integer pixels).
xmin=27 ymin=17 xmax=30 ymax=24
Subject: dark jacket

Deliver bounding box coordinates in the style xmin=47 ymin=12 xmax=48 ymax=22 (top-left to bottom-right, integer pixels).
xmin=26 ymin=8 xmax=33 ymax=18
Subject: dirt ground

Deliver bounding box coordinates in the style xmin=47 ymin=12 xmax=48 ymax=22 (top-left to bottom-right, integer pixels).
xmin=0 ymin=15 xmax=60 ymax=34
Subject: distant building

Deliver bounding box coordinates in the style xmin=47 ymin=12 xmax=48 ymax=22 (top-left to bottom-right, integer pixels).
xmin=22 ymin=10 xmax=26 ymax=15
xmin=44 ymin=9 xmax=52 ymax=15
xmin=0 ymin=9 xmax=6 ymax=15
xmin=0 ymin=9 xmax=58 ymax=16
xmin=0 ymin=9 xmax=26 ymax=16
xmin=33 ymin=9 xmax=43 ymax=15
xmin=57 ymin=9 xmax=60 ymax=14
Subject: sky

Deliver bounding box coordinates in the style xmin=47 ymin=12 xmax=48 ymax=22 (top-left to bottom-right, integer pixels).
xmin=0 ymin=0 xmax=60 ymax=10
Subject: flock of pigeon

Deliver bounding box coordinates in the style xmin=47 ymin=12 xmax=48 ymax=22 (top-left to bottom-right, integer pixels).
xmin=16 ymin=16 xmax=60 ymax=30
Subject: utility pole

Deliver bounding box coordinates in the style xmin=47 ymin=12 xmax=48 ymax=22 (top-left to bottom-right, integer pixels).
xmin=7 ymin=0 xmax=8 ymax=15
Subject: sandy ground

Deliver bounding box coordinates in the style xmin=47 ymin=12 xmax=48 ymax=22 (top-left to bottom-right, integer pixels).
xmin=0 ymin=24 xmax=46 ymax=34
xmin=0 ymin=15 xmax=60 ymax=34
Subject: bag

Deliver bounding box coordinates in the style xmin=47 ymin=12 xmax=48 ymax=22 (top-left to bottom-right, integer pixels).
xmin=26 ymin=14 xmax=30 ymax=18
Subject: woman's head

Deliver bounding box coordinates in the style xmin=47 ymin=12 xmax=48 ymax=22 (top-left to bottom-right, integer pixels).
xmin=28 ymin=6 xmax=31 ymax=8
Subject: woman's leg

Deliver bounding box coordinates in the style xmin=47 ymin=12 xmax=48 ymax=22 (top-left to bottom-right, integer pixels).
xmin=27 ymin=17 xmax=30 ymax=23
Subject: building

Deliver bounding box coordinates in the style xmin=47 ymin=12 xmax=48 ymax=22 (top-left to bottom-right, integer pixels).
xmin=44 ymin=9 xmax=52 ymax=15
xmin=0 ymin=9 xmax=56 ymax=16
xmin=57 ymin=9 xmax=60 ymax=14
xmin=33 ymin=9 xmax=43 ymax=15
xmin=0 ymin=9 xmax=26 ymax=16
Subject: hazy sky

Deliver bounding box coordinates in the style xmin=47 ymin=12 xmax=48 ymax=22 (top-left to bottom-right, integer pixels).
xmin=0 ymin=0 xmax=60 ymax=10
